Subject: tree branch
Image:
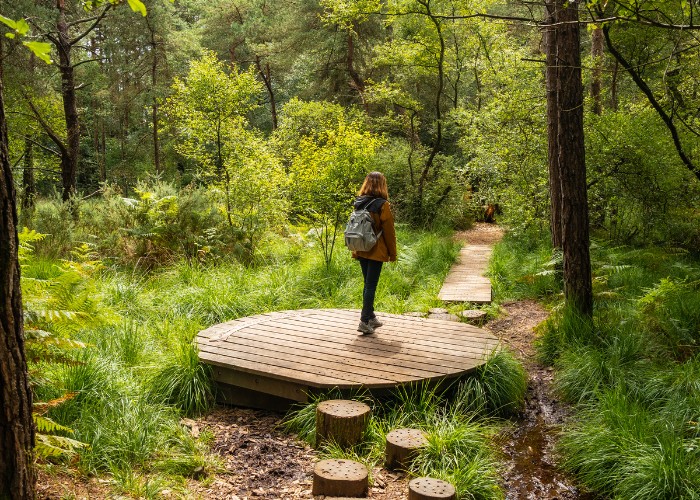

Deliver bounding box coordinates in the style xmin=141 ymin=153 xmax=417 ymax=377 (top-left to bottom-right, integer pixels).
xmin=603 ymin=25 xmax=699 ymax=181
xmin=20 ymin=136 xmax=61 ymax=158
xmin=22 ymin=93 xmax=68 ymax=157
xmin=69 ymin=4 xmax=111 ymax=47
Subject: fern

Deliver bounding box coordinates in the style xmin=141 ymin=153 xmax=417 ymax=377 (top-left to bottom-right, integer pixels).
xmin=33 ymin=396 xmax=89 ymax=460
xmin=35 ymin=432 xmax=88 ymax=459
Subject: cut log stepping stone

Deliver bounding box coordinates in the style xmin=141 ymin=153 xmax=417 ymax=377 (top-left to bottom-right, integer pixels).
xmin=312 ymin=459 xmax=368 ymax=497
xmin=316 ymin=399 xmax=371 ymax=448
xmin=403 ymin=311 xmax=426 ymax=317
xmin=428 ymin=307 xmax=449 ymax=314
xmin=408 ymin=477 xmax=456 ymax=500
xmin=460 ymin=309 xmax=487 ymax=326
xmin=428 ymin=312 xmax=459 ymax=322
xmin=385 ymin=428 xmax=428 ymax=470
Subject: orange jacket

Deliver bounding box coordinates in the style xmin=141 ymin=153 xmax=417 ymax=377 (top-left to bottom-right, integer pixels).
xmin=351 ymin=199 xmax=397 ymax=262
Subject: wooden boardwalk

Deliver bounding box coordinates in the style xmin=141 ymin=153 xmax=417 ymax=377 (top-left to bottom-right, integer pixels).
xmin=197 ymin=309 xmax=499 ymax=409
xmin=438 ymin=244 xmax=493 ymax=303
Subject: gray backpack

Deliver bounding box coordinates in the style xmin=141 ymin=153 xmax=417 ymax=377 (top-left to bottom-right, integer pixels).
xmin=344 ymin=199 xmax=383 ymax=252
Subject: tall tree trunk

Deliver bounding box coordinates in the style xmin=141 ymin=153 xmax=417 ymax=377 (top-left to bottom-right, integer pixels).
xmin=546 ymin=0 xmax=592 ymax=317
xmin=544 ymin=0 xmax=562 ymax=249
xmin=0 ymin=42 xmax=36 ymax=500
xmin=147 ymin=17 xmax=161 ymax=173
xmin=21 ymin=139 xmax=35 ymax=212
xmin=255 ymin=56 xmax=278 ymax=130
xmin=57 ymin=0 xmax=80 ymax=202
xmin=346 ymin=29 xmax=367 ymax=111
xmin=590 ymin=25 xmax=604 ymax=115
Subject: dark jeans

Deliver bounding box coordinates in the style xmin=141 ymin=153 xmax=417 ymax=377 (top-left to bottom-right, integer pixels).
xmin=358 ymin=257 xmax=383 ymax=323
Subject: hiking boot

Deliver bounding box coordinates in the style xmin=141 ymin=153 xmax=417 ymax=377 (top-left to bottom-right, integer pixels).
xmin=368 ymin=317 xmax=383 ymax=328
xmin=357 ymin=321 xmax=375 ymax=335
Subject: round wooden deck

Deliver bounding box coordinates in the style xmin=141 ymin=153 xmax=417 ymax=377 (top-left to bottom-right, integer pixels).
xmin=196 ymin=309 xmax=500 ymax=408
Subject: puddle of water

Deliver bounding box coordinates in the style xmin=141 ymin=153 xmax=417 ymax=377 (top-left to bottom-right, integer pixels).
xmin=503 ymin=417 xmax=582 ymax=499
xmin=501 ymin=370 xmax=596 ymax=500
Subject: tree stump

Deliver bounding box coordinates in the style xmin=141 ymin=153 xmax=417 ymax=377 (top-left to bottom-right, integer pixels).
xmin=385 ymin=428 xmax=428 ymax=470
xmin=403 ymin=311 xmax=426 ymax=317
xmin=316 ymin=399 xmax=371 ymax=448
xmin=312 ymin=459 xmax=368 ymax=497
xmin=460 ymin=309 xmax=487 ymax=326
xmin=408 ymin=477 xmax=456 ymax=500
xmin=428 ymin=312 xmax=459 ymax=322
xmin=428 ymin=307 xmax=449 ymax=314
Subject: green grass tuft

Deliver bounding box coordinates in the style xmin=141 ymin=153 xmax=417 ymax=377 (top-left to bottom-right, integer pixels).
xmin=148 ymin=342 xmax=214 ymax=417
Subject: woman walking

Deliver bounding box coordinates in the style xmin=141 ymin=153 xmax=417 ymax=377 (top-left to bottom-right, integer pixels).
xmin=352 ymin=172 xmax=397 ymax=335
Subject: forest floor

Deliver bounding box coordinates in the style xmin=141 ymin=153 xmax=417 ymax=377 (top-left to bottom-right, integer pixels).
xmin=37 ymin=224 xmax=591 ymax=499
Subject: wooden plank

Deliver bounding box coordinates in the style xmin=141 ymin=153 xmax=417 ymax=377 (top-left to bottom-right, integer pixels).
xmin=210 ymin=330 xmax=459 ymax=377
xmin=200 ymin=345 xmax=401 ymax=386
xmin=216 ymin=382 xmax=301 ymax=412
xmin=196 ymin=308 xmax=499 ymax=396
xmin=212 ymin=365 xmax=310 ymax=402
xmin=201 ymin=340 xmax=472 ymax=385
xmin=199 ymin=350 xmax=370 ymax=388
xmin=437 ymin=244 xmax=494 ymax=303
xmin=299 ymin=309 xmax=499 ymax=342
xmin=217 ymin=320 xmax=498 ymax=361
xmin=308 ymin=311 xmax=501 ymax=347
xmin=208 ymin=333 xmax=451 ymax=379
xmin=213 ymin=323 xmax=485 ymax=370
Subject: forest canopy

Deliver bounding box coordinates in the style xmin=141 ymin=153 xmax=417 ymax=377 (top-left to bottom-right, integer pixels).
xmin=1 ymin=0 xmax=697 ymax=249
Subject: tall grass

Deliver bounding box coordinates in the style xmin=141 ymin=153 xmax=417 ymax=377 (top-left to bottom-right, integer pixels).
xmin=283 ymin=354 xmax=525 ymax=499
xmin=491 ymin=231 xmax=700 ymax=499
xmin=26 ymin=225 xmax=463 ymax=495
xmin=453 ymin=350 xmax=527 ymax=418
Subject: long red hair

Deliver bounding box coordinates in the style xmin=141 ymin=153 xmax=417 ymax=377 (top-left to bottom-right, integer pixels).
xmin=358 ymin=172 xmax=389 ymax=199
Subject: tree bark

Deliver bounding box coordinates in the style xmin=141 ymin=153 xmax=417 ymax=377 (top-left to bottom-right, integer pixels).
xmin=147 ymin=16 xmax=162 ymax=173
xmin=544 ymin=0 xmax=562 ymax=249
xmin=545 ymin=0 xmax=592 ymax=317
xmin=56 ymin=0 xmax=80 ymax=202
xmin=21 ymin=139 xmax=35 ymax=212
xmin=255 ymin=56 xmax=278 ymax=129
xmin=0 ymin=44 xmax=36 ymax=500
xmin=590 ymin=25 xmax=604 ymax=115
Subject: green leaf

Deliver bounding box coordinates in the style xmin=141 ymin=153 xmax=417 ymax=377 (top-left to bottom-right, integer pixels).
xmin=22 ymin=41 xmax=53 ymax=64
xmin=126 ymin=0 xmax=147 ymax=17
xmin=15 ymin=18 xmax=29 ymax=36
xmin=0 ymin=14 xmax=18 ymax=30
xmin=5 ymin=33 xmax=14 ymax=39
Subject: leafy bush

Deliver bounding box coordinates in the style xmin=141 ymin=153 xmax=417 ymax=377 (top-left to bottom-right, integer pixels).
xmin=148 ymin=342 xmax=214 ymax=417
xmin=454 ymin=349 xmax=527 ymax=418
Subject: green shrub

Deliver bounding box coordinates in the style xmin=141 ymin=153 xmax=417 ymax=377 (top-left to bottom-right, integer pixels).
xmin=148 ymin=342 xmax=214 ymax=417
xmin=413 ymin=414 xmax=502 ymax=500
xmin=453 ymin=349 xmax=527 ymax=418
xmin=489 ymin=229 xmax=560 ymax=302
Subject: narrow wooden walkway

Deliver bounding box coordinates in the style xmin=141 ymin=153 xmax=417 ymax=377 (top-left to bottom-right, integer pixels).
xmin=197 ymin=309 xmax=499 ymax=409
xmin=438 ymin=244 xmax=494 ymax=303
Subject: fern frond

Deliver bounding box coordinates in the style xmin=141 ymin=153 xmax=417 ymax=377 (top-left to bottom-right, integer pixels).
xmin=33 ymin=414 xmax=75 ymax=433
xmin=35 ymin=433 xmax=88 ymax=459
xmin=33 ymin=393 xmax=79 ymax=415
xmin=600 ymin=264 xmax=632 ymax=273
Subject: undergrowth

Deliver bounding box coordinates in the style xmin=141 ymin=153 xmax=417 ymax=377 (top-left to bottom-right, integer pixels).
xmin=24 ymin=225 xmax=465 ymax=495
xmin=490 ymin=230 xmax=700 ymax=498
xmin=284 ymin=351 xmax=526 ymax=500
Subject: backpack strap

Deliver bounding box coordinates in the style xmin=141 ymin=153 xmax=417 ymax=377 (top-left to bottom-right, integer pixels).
xmin=367 ymin=198 xmax=385 ymax=238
